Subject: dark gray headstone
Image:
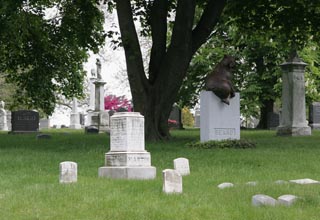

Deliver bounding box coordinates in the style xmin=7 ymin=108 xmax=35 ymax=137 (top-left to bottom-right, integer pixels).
xmin=309 ymin=102 xmax=320 ymax=129
xmin=267 ymin=112 xmax=279 ymax=129
xmin=85 ymin=126 xmax=99 ymax=134
xmin=11 ymin=110 xmax=39 ymax=133
xmin=169 ymin=105 xmax=183 ymax=129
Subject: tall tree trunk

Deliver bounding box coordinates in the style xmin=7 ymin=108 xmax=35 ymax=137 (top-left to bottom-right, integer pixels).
xmin=115 ymin=0 xmax=227 ymax=140
xmin=257 ymin=99 xmax=274 ymax=129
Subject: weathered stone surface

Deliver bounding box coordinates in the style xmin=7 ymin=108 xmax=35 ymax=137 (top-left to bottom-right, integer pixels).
xmin=173 ymin=158 xmax=190 ymax=176
xmin=289 ymin=178 xmax=319 ymax=185
xmin=278 ymin=194 xmax=298 ymax=206
xmin=200 ymin=91 xmax=240 ymax=142
xmin=277 ymin=55 xmax=311 ymax=136
xmin=162 ymin=169 xmax=182 ymax=194
xmin=217 ymin=182 xmax=234 ymax=189
xmin=110 ymin=112 xmax=145 ymax=152
xmin=105 ymin=152 xmax=151 ymax=167
xmin=252 ymin=194 xmax=277 ymax=207
xmin=98 ymin=166 xmax=156 ymax=180
xmin=59 ymin=161 xmax=77 ymax=183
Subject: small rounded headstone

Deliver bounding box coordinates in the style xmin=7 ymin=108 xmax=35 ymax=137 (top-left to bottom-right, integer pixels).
xmin=277 ymin=194 xmax=298 ymax=206
xmin=252 ymin=194 xmax=277 ymax=207
xmin=59 ymin=161 xmax=77 ymax=184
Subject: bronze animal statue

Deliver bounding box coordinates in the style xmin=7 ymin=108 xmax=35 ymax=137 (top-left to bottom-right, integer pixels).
xmin=205 ymin=55 xmax=236 ymax=105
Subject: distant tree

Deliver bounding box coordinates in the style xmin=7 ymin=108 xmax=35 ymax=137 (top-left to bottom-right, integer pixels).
xmin=0 ymin=1 xmax=105 ymax=115
xmin=182 ymin=107 xmax=194 ymax=127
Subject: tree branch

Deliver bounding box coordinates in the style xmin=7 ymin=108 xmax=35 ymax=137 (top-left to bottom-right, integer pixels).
xmin=192 ymin=0 xmax=227 ymax=53
xmin=148 ymin=0 xmax=168 ymax=84
xmin=115 ymin=0 xmax=148 ymax=97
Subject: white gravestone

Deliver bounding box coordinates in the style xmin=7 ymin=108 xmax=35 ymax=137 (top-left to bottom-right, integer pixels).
xmin=162 ymin=169 xmax=182 ymax=194
xmin=277 ymin=195 xmax=298 ymax=206
xmin=0 ymin=101 xmax=8 ymax=131
xmin=99 ymin=112 xmax=156 ymax=179
xmin=69 ymin=98 xmax=81 ymax=129
xmin=173 ymin=158 xmax=190 ymax=176
xmin=252 ymin=194 xmax=277 ymax=207
xmin=59 ymin=161 xmax=77 ymax=183
xmin=200 ymin=91 xmax=240 ymax=142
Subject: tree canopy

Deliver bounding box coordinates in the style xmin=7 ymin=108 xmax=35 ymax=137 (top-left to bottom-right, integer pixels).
xmin=0 ymin=0 xmax=105 ymax=115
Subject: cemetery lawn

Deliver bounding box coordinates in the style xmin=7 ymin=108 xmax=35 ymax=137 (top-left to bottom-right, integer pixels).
xmin=1 ymin=129 xmax=320 ymax=220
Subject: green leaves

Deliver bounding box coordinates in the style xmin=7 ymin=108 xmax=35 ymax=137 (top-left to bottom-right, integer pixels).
xmin=0 ymin=0 xmax=105 ymax=115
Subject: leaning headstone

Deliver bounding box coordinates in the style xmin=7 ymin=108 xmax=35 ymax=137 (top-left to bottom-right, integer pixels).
xmin=11 ymin=110 xmax=39 ymax=133
xmin=59 ymin=161 xmax=77 ymax=183
xmin=0 ymin=101 xmax=8 ymax=131
xmin=99 ymin=112 xmax=156 ymax=179
xmin=173 ymin=157 xmax=190 ymax=176
xmin=162 ymin=169 xmax=183 ymax=194
xmin=200 ymin=91 xmax=240 ymax=141
xmin=277 ymin=54 xmax=311 ymax=136
xmin=252 ymin=194 xmax=277 ymax=207
xmin=217 ymin=182 xmax=234 ymax=189
xmin=289 ymin=178 xmax=319 ymax=185
xmin=277 ymin=195 xmax=298 ymax=206
xmin=309 ymin=102 xmax=320 ymax=129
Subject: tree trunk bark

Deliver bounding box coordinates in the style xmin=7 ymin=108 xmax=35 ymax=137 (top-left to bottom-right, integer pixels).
xmin=257 ymin=99 xmax=274 ymax=129
xmin=115 ymin=0 xmax=227 ymax=140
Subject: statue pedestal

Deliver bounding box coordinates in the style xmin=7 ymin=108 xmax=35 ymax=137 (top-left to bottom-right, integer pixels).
xmin=200 ymin=91 xmax=240 ymax=142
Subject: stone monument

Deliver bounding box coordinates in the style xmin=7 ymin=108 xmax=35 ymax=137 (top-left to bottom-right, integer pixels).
xmin=309 ymin=102 xmax=320 ymax=129
xmin=98 ymin=112 xmax=156 ymax=179
xmin=86 ymin=58 xmax=110 ymax=132
xmin=200 ymin=91 xmax=240 ymax=141
xmin=277 ymin=53 xmax=311 ymax=136
xmin=69 ymin=98 xmax=81 ymax=129
xmin=0 ymin=101 xmax=8 ymax=131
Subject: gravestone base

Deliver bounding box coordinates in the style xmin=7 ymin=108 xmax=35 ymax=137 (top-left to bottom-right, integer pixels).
xmin=200 ymin=91 xmax=240 ymax=142
xmin=99 ymin=151 xmax=156 ymax=179
xmin=99 ymin=111 xmax=110 ymax=133
xmin=98 ymin=166 xmax=156 ymax=179
xmin=309 ymin=123 xmax=320 ymax=130
xmin=69 ymin=113 xmax=81 ymax=129
xmin=277 ymin=126 xmax=311 ymax=136
xmin=104 ymin=151 xmax=151 ymax=167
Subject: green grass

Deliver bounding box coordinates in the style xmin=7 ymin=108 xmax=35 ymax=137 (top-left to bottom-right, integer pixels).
xmin=1 ymin=129 xmax=320 ymax=219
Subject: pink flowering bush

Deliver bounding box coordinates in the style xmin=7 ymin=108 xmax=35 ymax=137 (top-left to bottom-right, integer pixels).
xmin=104 ymin=95 xmax=132 ymax=112
xmin=168 ymin=119 xmax=178 ymax=128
